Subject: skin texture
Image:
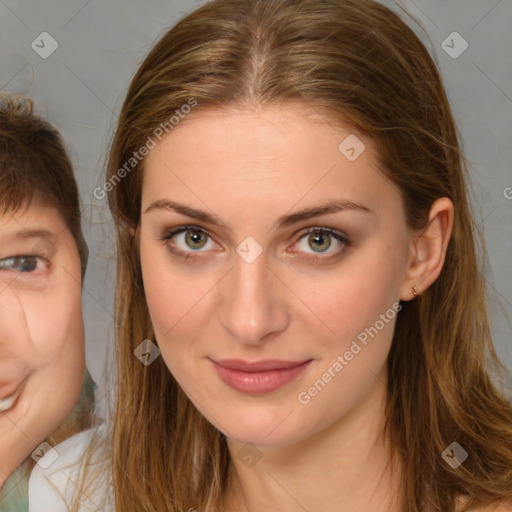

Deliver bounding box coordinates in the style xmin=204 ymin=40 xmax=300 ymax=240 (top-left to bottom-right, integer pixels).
xmin=0 ymin=203 xmax=85 ymax=488
xmin=139 ymin=104 xmax=455 ymax=511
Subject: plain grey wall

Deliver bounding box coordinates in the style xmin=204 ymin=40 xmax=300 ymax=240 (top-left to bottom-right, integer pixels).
xmin=1 ymin=0 xmax=511 ymax=411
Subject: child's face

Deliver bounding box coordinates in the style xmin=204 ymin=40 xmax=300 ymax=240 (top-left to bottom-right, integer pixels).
xmin=0 ymin=202 xmax=85 ymax=485
xmin=139 ymin=104 xmax=412 ymax=448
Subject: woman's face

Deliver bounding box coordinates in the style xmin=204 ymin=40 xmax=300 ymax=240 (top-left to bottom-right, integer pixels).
xmin=139 ymin=104 xmax=415 ymax=447
xmin=0 ymin=202 xmax=84 ymax=484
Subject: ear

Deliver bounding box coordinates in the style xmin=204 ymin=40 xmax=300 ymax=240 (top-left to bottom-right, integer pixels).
xmin=399 ymin=197 xmax=454 ymax=301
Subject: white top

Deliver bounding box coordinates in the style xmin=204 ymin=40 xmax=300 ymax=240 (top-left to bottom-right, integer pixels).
xmin=27 ymin=425 xmax=113 ymax=512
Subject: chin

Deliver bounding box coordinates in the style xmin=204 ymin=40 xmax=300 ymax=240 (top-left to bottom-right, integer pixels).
xmin=207 ymin=404 xmax=304 ymax=446
xmin=226 ymin=427 xmax=307 ymax=450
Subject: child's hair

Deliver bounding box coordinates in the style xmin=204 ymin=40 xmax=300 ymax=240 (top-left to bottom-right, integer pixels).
xmin=0 ymin=93 xmax=94 ymax=472
xmin=84 ymin=0 xmax=512 ymax=510
xmin=0 ymin=93 xmax=88 ymax=282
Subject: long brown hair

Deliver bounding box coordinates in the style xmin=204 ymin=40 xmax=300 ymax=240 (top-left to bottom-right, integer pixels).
xmin=101 ymin=0 xmax=512 ymax=510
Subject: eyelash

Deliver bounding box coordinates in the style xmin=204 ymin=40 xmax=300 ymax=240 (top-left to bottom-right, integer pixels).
xmin=160 ymin=225 xmax=351 ymax=262
xmin=0 ymin=255 xmax=47 ymax=273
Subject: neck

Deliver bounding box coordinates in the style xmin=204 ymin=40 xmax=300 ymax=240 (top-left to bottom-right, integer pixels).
xmin=224 ymin=365 xmax=402 ymax=512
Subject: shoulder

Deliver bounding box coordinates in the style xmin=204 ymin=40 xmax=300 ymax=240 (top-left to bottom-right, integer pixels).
xmin=28 ymin=424 xmax=112 ymax=512
xmin=0 ymin=459 xmax=31 ymax=512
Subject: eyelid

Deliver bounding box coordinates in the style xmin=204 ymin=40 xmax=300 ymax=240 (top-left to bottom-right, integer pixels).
xmin=160 ymin=225 xmax=220 ymax=260
xmin=294 ymin=226 xmax=349 ymax=242
xmin=288 ymin=226 xmax=350 ymax=261
xmin=0 ymin=255 xmax=49 ymax=273
xmin=0 ymin=254 xmax=48 ymax=261
xmin=161 ymin=225 xmax=219 ymax=246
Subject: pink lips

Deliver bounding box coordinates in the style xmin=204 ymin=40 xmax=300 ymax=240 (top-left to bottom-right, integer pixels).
xmin=211 ymin=358 xmax=312 ymax=394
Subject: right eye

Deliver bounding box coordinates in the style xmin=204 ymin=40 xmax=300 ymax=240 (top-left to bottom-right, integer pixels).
xmin=0 ymin=256 xmax=46 ymax=273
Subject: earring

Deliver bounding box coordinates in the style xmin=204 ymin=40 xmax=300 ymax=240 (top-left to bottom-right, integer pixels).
xmin=412 ymin=286 xmax=418 ymax=297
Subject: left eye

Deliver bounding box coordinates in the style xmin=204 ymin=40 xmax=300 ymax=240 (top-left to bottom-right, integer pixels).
xmin=0 ymin=256 xmax=45 ymax=273
xmin=292 ymin=228 xmax=348 ymax=256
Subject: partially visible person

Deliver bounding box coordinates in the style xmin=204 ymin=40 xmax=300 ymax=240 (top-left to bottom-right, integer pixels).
xmin=0 ymin=94 xmax=97 ymax=512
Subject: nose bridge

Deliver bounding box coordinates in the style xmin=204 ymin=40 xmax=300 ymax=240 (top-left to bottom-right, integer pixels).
xmin=221 ymin=250 xmax=288 ymax=344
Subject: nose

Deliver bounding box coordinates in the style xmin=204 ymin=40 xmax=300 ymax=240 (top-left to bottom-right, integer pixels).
xmin=220 ymin=251 xmax=289 ymax=346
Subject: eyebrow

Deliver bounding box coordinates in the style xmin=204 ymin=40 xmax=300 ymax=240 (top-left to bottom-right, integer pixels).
xmin=144 ymin=198 xmax=372 ymax=230
xmin=16 ymin=229 xmax=57 ymax=241
xmin=0 ymin=228 xmax=59 ymax=245
xmin=15 ymin=229 xmax=58 ymax=242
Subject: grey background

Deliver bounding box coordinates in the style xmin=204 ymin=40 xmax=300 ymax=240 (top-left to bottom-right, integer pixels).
xmin=1 ymin=0 xmax=511 ymax=412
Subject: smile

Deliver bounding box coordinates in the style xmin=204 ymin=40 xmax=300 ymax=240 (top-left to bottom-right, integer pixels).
xmin=0 ymin=378 xmax=28 ymax=413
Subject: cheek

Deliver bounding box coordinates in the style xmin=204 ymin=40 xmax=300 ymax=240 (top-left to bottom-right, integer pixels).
xmin=140 ymin=240 xmax=224 ymax=386
xmin=22 ymin=283 xmax=84 ymax=361
xmin=140 ymin=236 xmax=214 ymax=338
xmin=291 ymin=262 xmax=395 ymax=348
xmin=140 ymin=242 xmax=178 ymax=334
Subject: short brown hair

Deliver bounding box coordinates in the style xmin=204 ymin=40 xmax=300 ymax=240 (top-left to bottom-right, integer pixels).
xmin=0 ymin=93 xmax=88 ymax=282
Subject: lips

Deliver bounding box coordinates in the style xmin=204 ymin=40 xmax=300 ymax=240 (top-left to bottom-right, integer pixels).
xmin=214 ymin=359 xmax=310 ymax=372
xmin=210 ymin=358 xmax=312 ymax=394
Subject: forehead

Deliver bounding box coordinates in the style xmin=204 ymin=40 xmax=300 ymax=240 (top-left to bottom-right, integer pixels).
xmin=145 ymin=103 xmax=366 ymax=171
xmin=0 ymin=202 xmax=67 ymax=237
xmin=141 ymin=105 xmax=400 ymax=220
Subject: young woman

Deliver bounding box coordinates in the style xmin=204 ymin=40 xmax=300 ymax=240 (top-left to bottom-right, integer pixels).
xmin=0 ymin=94 xmax=96 ymax=512
xmin=44 ymin=0 xmax=512 ymax=510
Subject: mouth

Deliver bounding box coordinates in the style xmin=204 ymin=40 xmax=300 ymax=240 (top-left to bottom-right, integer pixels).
xmin=210 ymin=358 xmax=312 ymax=394
xmin=0 ymin=377 xmax=29 ymax=413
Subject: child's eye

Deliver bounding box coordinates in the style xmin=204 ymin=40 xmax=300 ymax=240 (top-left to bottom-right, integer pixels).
xmin=0 ymin=256 xmax=46 ymax=273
